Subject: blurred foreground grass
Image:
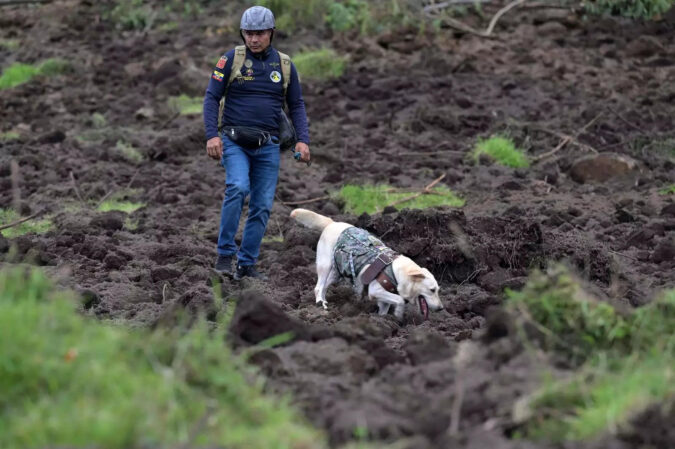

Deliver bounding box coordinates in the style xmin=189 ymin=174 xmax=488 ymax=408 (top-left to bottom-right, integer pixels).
xmin=0 ymin=266 xmax=326 ymax=449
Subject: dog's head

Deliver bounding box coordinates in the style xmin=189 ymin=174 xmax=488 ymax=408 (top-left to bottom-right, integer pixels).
xmin=397 ymin=262 xmax=444 ymax=316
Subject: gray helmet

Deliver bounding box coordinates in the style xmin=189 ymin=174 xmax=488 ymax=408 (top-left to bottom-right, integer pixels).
xmin=240 ymin=6 xmax=275 ymax=30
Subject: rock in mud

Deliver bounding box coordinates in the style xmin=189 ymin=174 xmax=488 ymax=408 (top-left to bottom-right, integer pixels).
xmin=229 ymin=290 xmax=311 ymax=345
xmin=569 ymin=152 xmax=637 ymax=183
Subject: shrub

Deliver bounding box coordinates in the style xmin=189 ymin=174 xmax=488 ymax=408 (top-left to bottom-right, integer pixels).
xmin=585 ymin=0 xmax=674 ymax=19
xmin=293 ymin=48 xmax=345 ymax=80
xmin=472 ymin=135 xmax=529 ymax=168
xmin=0 ymin=266 xmax=326 ymax=448
xmin=339 ymin=184 xmax=465 ymax=215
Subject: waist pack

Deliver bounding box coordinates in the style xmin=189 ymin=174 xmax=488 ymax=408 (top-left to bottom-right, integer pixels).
xmin=223 ymin=126 xmax=271 ymax=150
xmin=279 ymin=109 xmax=297 ymax=152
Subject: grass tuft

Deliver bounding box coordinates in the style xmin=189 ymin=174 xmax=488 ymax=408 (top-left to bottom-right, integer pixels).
xmin=0 ymin=39 xmax=20 ymax=51
xmin=0 ymin=59 xmax=70 ymax=90
xmin=472 ymin=135 xmax=529 ymax=168
xmin=0 ymin=209 xmax=52 ymax=238
xmin=168 ymin=95 xmax=202 ymax=115
xmin=509 ymin=266 xmax=675 ymax=441
xmin=658 ymin=184 xmax=675 ymax=195
xmin=0 ymin=131 xmax=20 ymax=141
xmin=115 ymin=140 xmax=144 ymax=164
xmin=339 ymin=184 xmax=464 ymax=215
xmin=0 ymin=266 xmax=327 ymax=448
xmin=98 ymin=200 xmax=145 ymax=214
xmin=293 ymin=48 xmax=345 ymax=81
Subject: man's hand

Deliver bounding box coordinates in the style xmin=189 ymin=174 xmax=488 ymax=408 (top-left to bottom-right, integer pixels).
xmin=295 ymin=142 xmax=310 ymax=162
xmin=206 ymin=136 xmax=223 ymax=160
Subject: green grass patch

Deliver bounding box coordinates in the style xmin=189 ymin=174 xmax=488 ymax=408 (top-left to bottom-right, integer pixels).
xmin=293 ymin=48 xmax=345 ymax=81
xmin=659 ymin=184 xmax=675 ymax=195
xmin=0 ymin=266 xmax=327 ymax=448
xmin=0 ymin=39 xmax=20 ymax=51
xmin=0 ymin=209 xmax=52 ymax=238
xmin=0 ymin=131 xmax=20 ymax=141
xmin=98 ymin=200 xmax=145 ymax=214
xmin=168 ymin=94 xmax=202 ymax=115
xmin=472 ymin=135 xmax=529 ymax=168
xmin=0 ymin=58 xmax=70 ymax=90
xmin=115 ymin=140 xmax=144 ymax=164
xmin=585 ymin=0 xmax=674 ymax=19
xmin=259 ymin=0 xmax=422 ymax=35
xmin=509 ymin=267 xmax=675 ymax=441
xmin=262 ymin=235 xmax=284 ymax=243
xmin=339 ymin=184 xmax=464 ymax=215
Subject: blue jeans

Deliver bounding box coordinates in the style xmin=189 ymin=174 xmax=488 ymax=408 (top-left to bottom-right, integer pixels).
xmin=218 ymin=135 xmax=280 ymax=266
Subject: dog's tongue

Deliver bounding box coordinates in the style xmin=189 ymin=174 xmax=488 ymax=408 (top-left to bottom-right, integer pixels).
xmin=418 ymin=297 xmax=429 ymax=320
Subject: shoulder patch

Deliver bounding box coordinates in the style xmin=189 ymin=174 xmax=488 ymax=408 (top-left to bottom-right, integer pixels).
xmin=216 ymin=57 xmax=227 ymax=69
xmin=212 ymin=70 xmax=224 ymax=82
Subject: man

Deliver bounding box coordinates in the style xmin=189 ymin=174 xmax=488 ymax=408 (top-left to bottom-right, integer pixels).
xmin=203 ymin=5 xmax=310 ymax=280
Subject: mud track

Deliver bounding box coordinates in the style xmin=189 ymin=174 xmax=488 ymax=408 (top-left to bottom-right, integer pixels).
xmin=1 ymin=1 xmax=673 ymax=448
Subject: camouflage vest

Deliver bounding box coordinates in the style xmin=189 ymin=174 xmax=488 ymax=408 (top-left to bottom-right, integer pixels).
xmin=334 ymin=227 xmax=397 ymax=287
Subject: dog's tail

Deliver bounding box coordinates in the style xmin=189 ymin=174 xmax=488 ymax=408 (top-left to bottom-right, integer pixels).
xmin=290 ymin=208 xmax=334 ymax=231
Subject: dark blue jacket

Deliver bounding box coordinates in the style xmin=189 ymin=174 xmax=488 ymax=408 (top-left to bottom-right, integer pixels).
xmin=203 ymin=46 xmax=310 ymax=145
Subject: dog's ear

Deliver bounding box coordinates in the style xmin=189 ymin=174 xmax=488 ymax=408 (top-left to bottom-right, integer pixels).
xmin=406 ymin=267 xmax=427 ymax=281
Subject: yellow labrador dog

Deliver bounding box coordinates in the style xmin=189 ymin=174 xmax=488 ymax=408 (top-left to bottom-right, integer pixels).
xmin=290 ymin=208 xmax=444 ymax=320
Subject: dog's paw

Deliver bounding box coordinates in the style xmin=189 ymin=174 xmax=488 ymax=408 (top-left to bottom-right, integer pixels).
xmin=315 ymin=298 xmax=328 ymax=310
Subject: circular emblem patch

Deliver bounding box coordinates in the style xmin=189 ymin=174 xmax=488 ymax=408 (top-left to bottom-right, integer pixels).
xmin=244 ymin=59 xmax=253 ymax=68
xmin=270 ymin=71 xmax=281 ymax=83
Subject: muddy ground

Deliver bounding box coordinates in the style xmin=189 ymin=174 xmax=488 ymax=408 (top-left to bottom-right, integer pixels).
xmin=1 ymin=1 xmax=674 ymax=448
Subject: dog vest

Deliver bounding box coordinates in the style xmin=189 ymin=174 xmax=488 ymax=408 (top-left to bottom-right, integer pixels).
xmin=333 ymin=227 xmax=399 ymax=293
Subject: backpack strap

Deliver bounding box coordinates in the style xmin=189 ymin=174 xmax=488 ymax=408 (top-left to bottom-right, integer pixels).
xmin=278 ymin=50 xmax=292 ymax=101
xmin=218 ymin=45 xmax=247 ymax=131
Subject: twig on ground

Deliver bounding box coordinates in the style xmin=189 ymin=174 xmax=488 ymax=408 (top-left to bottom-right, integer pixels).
xmin=11 ymin=160 xmax=20 ymax=212
xmin=0 ymin=210 xmax=43 ymax=231
xmin=281 ymin=195 xmax=330 ymax=206
xmin=159 ymin=111 xmax=181 ymax=131
xmin=69 ymin=171 xmax=87 ymax=205
xmin=428 ymin=0 xmax=528 ymax=39
xmin=607 ymin=107 xmax=647 ymax=135
xmin=532 ymin=113 xmax=602 ymax=162
xmin=382 ymin=173 xmax=447 ymax=210
xmin=486 ymin=0 xmax=527 ymax=35
xmin=95 ymin=167 xmax=142 ymax=209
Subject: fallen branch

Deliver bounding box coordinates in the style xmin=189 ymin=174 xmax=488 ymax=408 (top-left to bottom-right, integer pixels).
xmin=607 ymin=106 xmax=647 ymax=135
xmin=95 ymin=167 xmax=142 ymax=209
xmin=0 ymin=210 xmax=43 ymax=232
xmin=381 ymin=173 xmax=446 ymax=210
xmin=532 ymin=113 xmax=602 ymax=162
xmin=486 ymin=0 xmax=527 ymax=35
xmin=280 ymin=195 xmax=330 ymax=206
xmin=69 ymin=171 xmax=87 ymax=205
xmin=423 ymin=0 xmax=493 ymax=14
xmin=429 ymin=0 xmax=528 ymax=39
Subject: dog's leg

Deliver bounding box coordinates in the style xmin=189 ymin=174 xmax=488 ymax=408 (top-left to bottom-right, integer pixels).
xmin=314 ymin=263 xmax=335 ymax=310
xmin=368 ymin=282 xmax=405 ymax=319
xmin=377 ymin=301 xmax=391 ymax=315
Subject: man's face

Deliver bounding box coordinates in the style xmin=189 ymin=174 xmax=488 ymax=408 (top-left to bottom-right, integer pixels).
xmin=242 ymin=29 xmax=272 ymax=53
